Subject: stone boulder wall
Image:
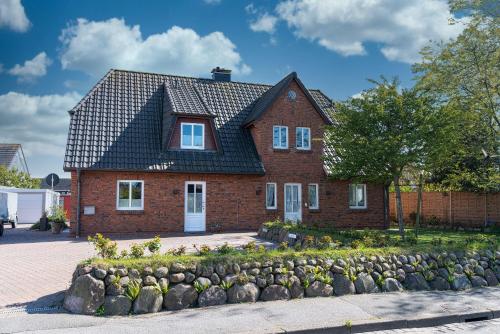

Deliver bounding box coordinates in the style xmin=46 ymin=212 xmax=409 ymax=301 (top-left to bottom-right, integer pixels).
xmin=64 ymin=248 xmax=500 ymax=316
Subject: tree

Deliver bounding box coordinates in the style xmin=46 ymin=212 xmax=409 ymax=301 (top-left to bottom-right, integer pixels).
xmin=324 ymin=78 xmax=452 ymax=239
xmin=0 ymin=166 xmax=40 ymax=189
xmin=412 ymin=0 xmax=499 ymax=192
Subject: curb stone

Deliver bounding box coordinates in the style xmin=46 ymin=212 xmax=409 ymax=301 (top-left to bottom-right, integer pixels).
xmin=285 ymin=309 xmax=499 ymax=334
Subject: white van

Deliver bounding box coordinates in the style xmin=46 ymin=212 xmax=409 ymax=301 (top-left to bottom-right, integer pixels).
xmin=0 ymin=191 xmax=18 ymax=229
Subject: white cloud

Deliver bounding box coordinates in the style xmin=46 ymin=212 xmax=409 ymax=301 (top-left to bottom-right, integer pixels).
xmin=250 ymin=13 xmax=278 ymax=34
xmin=59 ymin=18 xmax=251 ymax=77
xmin=275 ymin=0 xmax=467 ymax=63
xmin=0 ymin=0 xmax=30 ymax=32
xmin=0 ymin=91 xmax=81 ymax=176
xmin=203 ymin=0 xmax=221 ymax=4
xmin=8 ymin=52 xmax=52 ymax=82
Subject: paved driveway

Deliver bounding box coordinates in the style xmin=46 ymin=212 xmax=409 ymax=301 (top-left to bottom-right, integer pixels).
xmin=0 ymin=225 xmax=271 ymax=310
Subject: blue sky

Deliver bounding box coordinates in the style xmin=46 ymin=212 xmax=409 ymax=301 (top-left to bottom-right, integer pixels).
xmin=0 ymin=0 xmax=465 ymax=177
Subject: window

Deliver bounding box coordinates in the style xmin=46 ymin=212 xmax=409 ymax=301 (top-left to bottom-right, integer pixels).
xmin=181 ymin=123 xmax=204 ymax=149
xmin=117 ymin=181 xmax=144 ymax=210
xmin=296 ymin=127 xmax=311 ymax=150
xmin=349 ymin=184 xmax=366 ymax=209
xmin=308 ymin=184 xmax=319 ymax=209
xmin=266 ymin=183 xmax=277 ymax=209
xmin=273 ymin=126 xmax=288 ymax=149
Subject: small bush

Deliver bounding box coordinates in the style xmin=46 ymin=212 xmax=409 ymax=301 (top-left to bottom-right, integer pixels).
xmin=167 ymin=245 xmax=186 ymax=256
xmin=194 ymin=280 xmax=209 ymax=293
xmin=220 ymin=280 xmax=233 ymax=291
xmin=216 ymin=242 xmax=235 ymax=255
xmin=130 ymin=243 xmax=145 ymax=258
xmin=194 ymin=244 xmax=212 ymax=256
xmin=236 ymin=274 xmax=249 ymax=286
xmin=242 ymin=241 xmax=257 ymax=253
xmin=120 ymin=249 xmax=129 ymax=258
xmin=88 ymin=233 xmax=118 ymax=259
xmin=278 ymin=241 xmax=288 ymax=251
xmin=144 ymin=236 xmax=162 ymax=254
xmin=125 ymin=280 xmax=141 ymax=301
xmin=350 ymin=240 xmax=362 ymax=249
xmin=303 ymin=235 xmax=315 ymax=248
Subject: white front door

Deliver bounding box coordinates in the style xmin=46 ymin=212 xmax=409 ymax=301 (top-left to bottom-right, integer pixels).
xmin=184 ymin=181 xmax=206 ymax=232
xmin=284 ymin=183 xmax=301 ymax=223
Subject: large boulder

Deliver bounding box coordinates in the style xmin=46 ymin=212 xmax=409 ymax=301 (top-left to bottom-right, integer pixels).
xmin=289 ymin=276 xmax=304 ymax=299
xmin=305 ymin=281 xmax=333 ymax=298
xmin=64 ymin=274 xmax=105 ymax=315
xmin=163 ymin=283 xmax=198 ymax=310
xmin=198 ymin=286 xmax=227 ymax=307
xmin=354 ymin=273 xmax=379 ymax=294
xmin=470 ymin=276 xmax=488 ymax=288
xmin=404 ymin=273 xmax=430 ymax=291
xmin=104 ymin=295 xmax=132 ymax=316
xmin=484 ymin=269 xmax=499 ymax=286
xmin=260 ymin=285 xmax=291 ymax=301
xmin=227 ymin=283 xmax=260 ymax=303
xmin=429 ymin=277 xmax=450 ymax=291
xmin=451 ymin=274 xmax=472 ymax=291
xmin=382 ymin=278 xmax=403 ymax=292
xmin=133 ymin=286 xmax=163 ymax=314
xmin=333 ymin=274 xmax=355 ymax=296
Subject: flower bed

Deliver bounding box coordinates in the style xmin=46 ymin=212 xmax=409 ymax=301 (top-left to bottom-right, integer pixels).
xmin=64 ymin=230 xmax=500 ymax=316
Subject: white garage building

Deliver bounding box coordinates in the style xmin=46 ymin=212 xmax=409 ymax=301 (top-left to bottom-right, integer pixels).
xmin=0 ymin=188 xmax=59 ymax=224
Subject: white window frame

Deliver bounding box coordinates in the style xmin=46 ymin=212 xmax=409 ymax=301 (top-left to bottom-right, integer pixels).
xmin=116 ymin=180 xmax=144 ymax=210
xmin=308 ymin=183 xmax=319 ymax=209
xmin=181 ymin=122 xmax=205 ymax=150
xmin=296 ymin=127 xmax=311 ymax=150
xmin=266 ymin=182 xmax=277 ymax=209
xmin=349 ymin=184 xmax=367 ymax=209
xmin=273 ymin=125 xmax=288 ymax=149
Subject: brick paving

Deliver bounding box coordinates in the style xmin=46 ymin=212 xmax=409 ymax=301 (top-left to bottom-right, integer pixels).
xmin=0 ymin=225 xmax=271 ymax=309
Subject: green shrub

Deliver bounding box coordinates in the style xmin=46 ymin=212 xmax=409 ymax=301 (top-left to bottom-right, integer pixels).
xmin=278 ymin=241 xmax=288 ymax=251
xmin=194 ymin=280 xmax=210 ymax=293
xmin=242 ymin=241 xmax=257 ymax=253
xmin=167 ymin=245 xmax=186 ymax=256
xmin=236 ymin=274 xmax=249 ymax=286
xmin=194 ymin=244 xmax=212 ymax=256
xmin=303 ymin=235 xmax=315 ymax=248
xmin=144 ymin=236 xmax=162 ymax=254
xmin=216 ymin=242 xmax=235 ymax=255
xmin=125 ymin=280 xmax=141 ymax=301
xmin=120 ymin=250 xmax=129 ymax=258
xmin=88 ymin=233 xmax=118 ymax=259
xmin=220 ymin=280 xmax=233 ymax=290
xmin=47 ymin=205 xmax=67 ymax=226
xmin=130 ymin=243 xmax=145 ymax=258
xmin=96 ymin=305 xmax=105 ymax=316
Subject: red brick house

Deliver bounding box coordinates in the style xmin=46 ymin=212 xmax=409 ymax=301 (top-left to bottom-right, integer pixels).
xmin=64 ymin=68 xmax=386 ymax=236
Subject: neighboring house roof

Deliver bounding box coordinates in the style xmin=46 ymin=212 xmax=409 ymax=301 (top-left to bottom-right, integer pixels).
xmin=39 ymin=178 xmax=71 ymax=192
xmin=64 ymin=69 xmax=335 ymax=174
xmin=0 ymin=144 xmax=29 ymax=174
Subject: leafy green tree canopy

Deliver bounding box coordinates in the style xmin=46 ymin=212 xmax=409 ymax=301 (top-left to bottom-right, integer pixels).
xmin=0 ymin=166 xmax=40 ymax=189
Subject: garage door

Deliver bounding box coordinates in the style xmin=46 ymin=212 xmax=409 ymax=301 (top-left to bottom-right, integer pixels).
xmin=18 ymin=194 xmax=43 ymax=224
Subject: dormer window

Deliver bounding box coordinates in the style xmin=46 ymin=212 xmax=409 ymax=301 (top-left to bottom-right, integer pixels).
xmin=181 ymin=123 xmax=205 ymax=150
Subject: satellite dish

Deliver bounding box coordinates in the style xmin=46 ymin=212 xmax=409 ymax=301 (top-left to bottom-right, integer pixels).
xmin=45 ymin=173 xmax=60 ymax=189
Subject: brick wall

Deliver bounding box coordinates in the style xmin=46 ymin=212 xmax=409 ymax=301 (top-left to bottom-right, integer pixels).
xmin=70 ymin=79 xmax=385 ymax=235
xmin=389 ymin=192 xmax=500 ymax=227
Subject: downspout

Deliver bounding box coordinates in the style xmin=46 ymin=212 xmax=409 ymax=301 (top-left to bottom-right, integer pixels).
xmin=76 ymin=169 xmax=81 ymax=238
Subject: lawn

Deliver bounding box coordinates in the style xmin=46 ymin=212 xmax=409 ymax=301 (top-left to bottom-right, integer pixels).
xmin=85 ymin=223 xmax=499 ymax=270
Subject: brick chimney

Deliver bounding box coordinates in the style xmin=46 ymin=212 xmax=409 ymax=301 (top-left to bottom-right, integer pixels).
xmin=211 ymin=67 xmax=231 ymax=82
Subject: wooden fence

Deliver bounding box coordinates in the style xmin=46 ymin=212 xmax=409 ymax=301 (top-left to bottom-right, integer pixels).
xmin=389 ymin=191 xmax=500 ymax=228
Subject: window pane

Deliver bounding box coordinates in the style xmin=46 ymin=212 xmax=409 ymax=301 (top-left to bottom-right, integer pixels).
xmin=357 ymin=185 xmax=365 ymax=207
xmin=119 ymin=199 xmax=129 ymax=207
xmin=193 ymin=125 xmax=203 ymax=147
xmin=119 ymin=182 xmax=129 ymax=200
xmin=281 ymin=128 xmax=287 ymax=147
xmin=273 ymin=127 xmax=280 ymax=147
xmin=349 ymin=184 xmax=356 ymax=207
xmin=187 ymin=193 xmax=194 ymax=213
xmin=309 ymin=185 xmax=317 ymax=208
xmin=285 ymin=185 xmax=292 ymax=212
xmin=188 ymin=184 xmax=194 ymax=194
xmin=303 ymin=128 xmax=310 ymax=148
xmin=266 ymin=184 xmax=275 ymax=208
xmin=131 ymin=182 xmax=142 ymax=200
xmin=182 ymin=124 xmax=192 ymax=147
xmin=296 ymin=128 xmax=302 ymax=148
xmin=292 ymin=186 xmax=299 ymax=212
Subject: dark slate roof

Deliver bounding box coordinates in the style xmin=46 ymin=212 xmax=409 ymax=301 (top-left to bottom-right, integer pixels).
xmin=64 ymin=69 xmax=335 ymax=174
xmin=39 ymin=178 xmax=71 ymax=192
